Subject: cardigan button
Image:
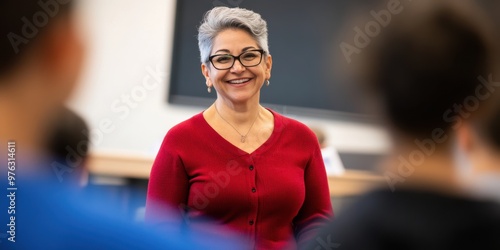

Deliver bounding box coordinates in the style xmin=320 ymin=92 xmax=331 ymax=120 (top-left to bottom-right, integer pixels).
xmin=251 ymin=188 xmax=256 ymax=193
xmin=249 ymin=165 xmax=254 ymax=171
xmin=249 ymin=220 xmax=254 ymax=225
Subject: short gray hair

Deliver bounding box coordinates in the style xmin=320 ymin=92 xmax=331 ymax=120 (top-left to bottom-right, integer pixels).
xmin=198 ymin=7 xmax=269 ymax=64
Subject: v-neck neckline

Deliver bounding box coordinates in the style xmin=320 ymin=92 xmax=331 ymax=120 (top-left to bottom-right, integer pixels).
xmin=199 ymin=108 xmax=283 ymax=156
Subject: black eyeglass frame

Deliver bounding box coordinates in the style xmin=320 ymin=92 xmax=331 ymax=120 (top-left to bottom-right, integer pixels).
xmin=208 ymin=49 xmax=266 ymax=70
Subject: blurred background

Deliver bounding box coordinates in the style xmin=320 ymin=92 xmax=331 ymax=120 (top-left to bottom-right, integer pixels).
xmin=67 ymin=0 xmax=500 ymax=220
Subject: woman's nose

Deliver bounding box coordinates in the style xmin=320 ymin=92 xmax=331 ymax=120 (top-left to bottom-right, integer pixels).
xmin=230 ymin=59 xmax=246 ymax=73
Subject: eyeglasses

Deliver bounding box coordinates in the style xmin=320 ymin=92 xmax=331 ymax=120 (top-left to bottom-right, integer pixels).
xmin=208 ymin=49 xmax=265 ymax=70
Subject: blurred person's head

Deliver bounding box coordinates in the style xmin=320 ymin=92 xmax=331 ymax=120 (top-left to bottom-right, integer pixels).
xmin=198 ymin=7 xmax=272 ymax=104
xmin=356 ymin=0 xmax=497 ymax=154
xmin=350 ymin=0 xmax=499 ymax=191
xmin=0 ymin=0 xmax=84 ymax=152
xmin=47 ymin=106 xmax=90 ymax=186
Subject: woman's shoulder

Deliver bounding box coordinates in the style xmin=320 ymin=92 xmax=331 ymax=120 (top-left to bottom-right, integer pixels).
xmin=165 ymin=112 xmax=206 ymax=138
xmin=155 ymin=112 xmax=207 ymax=154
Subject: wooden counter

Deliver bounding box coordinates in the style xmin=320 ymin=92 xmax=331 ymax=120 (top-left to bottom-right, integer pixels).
xmin=88 ymin=152 xmax=385 ymax=197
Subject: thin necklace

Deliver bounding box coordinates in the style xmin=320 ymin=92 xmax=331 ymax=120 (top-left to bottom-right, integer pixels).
xmin=214 ymin=104 xmax=260 ymax=143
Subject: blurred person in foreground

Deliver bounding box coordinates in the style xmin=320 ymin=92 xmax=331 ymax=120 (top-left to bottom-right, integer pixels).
xmin=46 ymin=107 xmax=90 ymax=187
xmin=456 ymin=101 xmax=500 ymax=201
xmin=0 ymin=1 xmax=238 ymax=249
xmin=146 ymin=6 xmax=333 ymax=250
xmin=307 ymin=0 xmax=500 ymax=249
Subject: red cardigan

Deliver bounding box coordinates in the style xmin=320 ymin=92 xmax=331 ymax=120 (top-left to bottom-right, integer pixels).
xmin=146 ymin=109 xmax=333 ymax=250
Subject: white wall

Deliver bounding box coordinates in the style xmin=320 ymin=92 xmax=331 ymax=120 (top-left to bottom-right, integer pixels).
xmin=69 ymin=0 xmax=391 ymax=157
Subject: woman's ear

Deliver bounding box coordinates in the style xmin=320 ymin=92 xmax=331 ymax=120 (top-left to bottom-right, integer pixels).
xmin=201 ymin=63 xmax=212 ymax=87
xmin=265 ymin=54 xmax=272 ymax=80
xmin=201 ymin=63 xmax=213 ymax=94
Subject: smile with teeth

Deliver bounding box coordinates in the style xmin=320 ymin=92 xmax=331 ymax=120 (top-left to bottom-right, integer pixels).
xmin=227 ymin=78 xmax=251 ymax=84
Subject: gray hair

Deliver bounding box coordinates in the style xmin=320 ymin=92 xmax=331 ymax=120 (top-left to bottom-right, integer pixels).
xmin=198 ymin=7 xmax=269 ymax=64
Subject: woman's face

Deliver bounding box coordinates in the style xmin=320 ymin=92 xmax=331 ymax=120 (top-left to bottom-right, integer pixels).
xmin=202 ymin=29 xmax=272 ymax=104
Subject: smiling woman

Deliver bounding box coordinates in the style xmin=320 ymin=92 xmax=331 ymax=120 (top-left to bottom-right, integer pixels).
xmin=145 ymin=6 xmax=333 ymax=250
xmin=202 ymin=28 xmax=271 ymax=115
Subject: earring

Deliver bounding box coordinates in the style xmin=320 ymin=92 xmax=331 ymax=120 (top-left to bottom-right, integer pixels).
xmin=266 ymin=79 xmax=270 ymax=86
xmin=206 ymin=79 xmax=212 ymax=93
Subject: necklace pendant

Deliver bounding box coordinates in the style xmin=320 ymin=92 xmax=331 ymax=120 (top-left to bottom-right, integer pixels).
xmin=241 ymin=135 xmax=246 ymax=143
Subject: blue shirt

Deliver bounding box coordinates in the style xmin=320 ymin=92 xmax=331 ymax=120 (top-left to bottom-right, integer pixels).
xmin=0 ymin=160 xmax=240 ymax=250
